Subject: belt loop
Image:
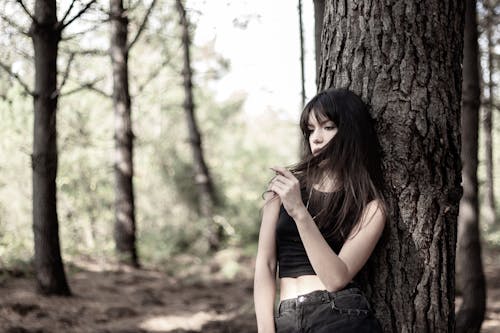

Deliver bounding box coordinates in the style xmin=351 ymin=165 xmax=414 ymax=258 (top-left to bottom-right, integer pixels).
xmin=326 ymin=289 xmax=333 ymax=302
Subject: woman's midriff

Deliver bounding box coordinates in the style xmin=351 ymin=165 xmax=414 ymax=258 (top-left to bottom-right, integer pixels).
xmin=279 ymin=275 xmax=328 ymax=301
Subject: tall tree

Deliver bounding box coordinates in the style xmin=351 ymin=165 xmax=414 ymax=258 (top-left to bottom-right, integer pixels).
xmin=110 ymin=0 xmax=156 ymax=267
xmin=31 ymin=0 xmax=69 ymax=296
xmin=483 ymin=0 xmax=497 ymax=226
xmin=456 ymin=0 xmax=487 ymax=331
xmin=176 ymin=0 xmax=221 ymax=251
xmin=313 ymin=0 xmax=325 ymax=87
xmin=318 ymin=1 xmax=464 ymax=331
xmin=298 ymin=0 xmax=306 ymax=108
xmin=0 ymin=0 xmax=96 ymax=295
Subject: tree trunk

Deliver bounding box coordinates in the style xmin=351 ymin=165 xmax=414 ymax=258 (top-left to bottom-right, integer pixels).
xmin=176 ymin=0 xmax=221 ymax=251
xmin=313 ymin=0 xmax=325 ymax=87
xmin=31 ymin=0 xmax=71 ymax=295
xmin=456 ymin=0 xmax=487 ymax=331
xmin=298 ymin=0 xmax=306 ymax=108
xmin=483 ymin=0 xmax=497 ymax=226
xmin=318 ymin=1 xmax=464 ymax=332
xmin=110 ymin=0 xmax=138 ymax=267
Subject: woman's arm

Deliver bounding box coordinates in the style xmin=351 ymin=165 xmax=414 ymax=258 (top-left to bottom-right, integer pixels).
xmin=269 ymin=166 xmax=386 ymax=292
xmin=293 ymin=200 xmax=385 ymax=291
xmin=254 ymin=192 xmax=281 ymax=333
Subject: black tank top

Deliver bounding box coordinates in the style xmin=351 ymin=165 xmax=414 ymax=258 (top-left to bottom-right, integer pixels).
xmin=275 ymin=189 xmax=343 ymax=278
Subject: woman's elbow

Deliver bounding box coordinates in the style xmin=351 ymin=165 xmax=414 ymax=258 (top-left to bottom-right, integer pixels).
xmin=323 ymin=267 xmax=350 ymax=292
xmin=324 ymin=279 xmax=350 ymax=292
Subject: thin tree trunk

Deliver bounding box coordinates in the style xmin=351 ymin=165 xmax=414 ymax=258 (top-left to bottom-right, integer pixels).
xmin=456 ymin=0 xmax=487 ymax=332
xmin=110 ymin=0 xmax=138 ymax=267
xmin=176 ymin=0 xmax=221 ymax=251
xmin=318 ymin=1 xmax=464 ymax=331
xmin=298 ymin=0 xmax=306 ymax=108
xmin=313 ymin=0 xmax=325 ymax=89
xmin=483 ymin=0 xmax=497 ymax=226
xmin=31 ymin=0 xmax=71 ymax=296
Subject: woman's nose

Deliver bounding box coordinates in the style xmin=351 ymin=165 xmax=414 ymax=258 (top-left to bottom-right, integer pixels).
xmin=312 ymin=132 xmax=323 ymax=143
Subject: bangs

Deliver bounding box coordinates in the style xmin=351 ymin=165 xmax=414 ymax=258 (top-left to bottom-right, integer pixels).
xmin=299 ymin=93 xmax=338 ymax=136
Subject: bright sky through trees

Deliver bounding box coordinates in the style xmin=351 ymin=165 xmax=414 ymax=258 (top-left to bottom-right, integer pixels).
xmin=189 ymin=0 xmax=316 ymax=121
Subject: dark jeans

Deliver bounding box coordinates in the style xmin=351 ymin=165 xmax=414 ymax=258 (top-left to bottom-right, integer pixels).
xmin=274 ymin=283 xmax=383 ymax=333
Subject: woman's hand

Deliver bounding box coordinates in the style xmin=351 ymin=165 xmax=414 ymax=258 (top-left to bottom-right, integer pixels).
xmin=269 ymin=166 xmax=307 ymax=219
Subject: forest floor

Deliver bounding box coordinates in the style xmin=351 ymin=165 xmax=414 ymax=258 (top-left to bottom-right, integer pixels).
xmin=0 ymin=245 xmax=499 ymax=333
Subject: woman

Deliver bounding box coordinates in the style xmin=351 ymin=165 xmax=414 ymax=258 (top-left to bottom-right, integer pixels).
xmin=254 ymin=88 xmax=387 ymax=332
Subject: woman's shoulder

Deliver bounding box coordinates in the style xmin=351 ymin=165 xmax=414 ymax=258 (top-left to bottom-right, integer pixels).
xmin=360 ymin=198 xmax=387 ymax=227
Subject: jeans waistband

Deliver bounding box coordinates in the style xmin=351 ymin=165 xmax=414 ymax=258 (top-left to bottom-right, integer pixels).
xmin=278 ymin=282 xmax=362 ymax=313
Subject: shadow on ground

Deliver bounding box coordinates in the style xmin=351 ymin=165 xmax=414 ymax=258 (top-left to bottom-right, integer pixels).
xmin=0 ymin=250 xmax=258 ymax=333
xmin=1 ymin=245 xmax=500 ymax=333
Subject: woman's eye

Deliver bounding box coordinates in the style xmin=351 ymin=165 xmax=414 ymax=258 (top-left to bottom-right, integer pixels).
xmin=325 ymin=126 xmax=336 ymax=130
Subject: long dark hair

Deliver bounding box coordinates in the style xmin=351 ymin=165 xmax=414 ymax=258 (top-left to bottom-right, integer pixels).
xmin=289 ymin=88 xmax=387 ymax=243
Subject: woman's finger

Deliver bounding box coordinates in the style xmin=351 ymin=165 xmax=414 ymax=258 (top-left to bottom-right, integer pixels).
xmin=271 ymin=166 xmax=295 ymax=179
xmin=270 ymin=182 xmax=286 ymax=196
xmin=273 ymin=175 xmax=292 ymax=186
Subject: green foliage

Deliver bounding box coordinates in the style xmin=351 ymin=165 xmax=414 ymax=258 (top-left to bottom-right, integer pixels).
xmin=0 ymin=0 xmax=293 ymax=268
xmin=0 ymin=83 xmax=33 ymax=266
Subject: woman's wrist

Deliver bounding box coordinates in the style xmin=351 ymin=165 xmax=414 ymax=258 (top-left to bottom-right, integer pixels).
xmin=290 ymin=204 xmax=309 ymax=222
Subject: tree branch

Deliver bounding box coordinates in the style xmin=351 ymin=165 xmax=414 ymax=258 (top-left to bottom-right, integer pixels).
xmin=61 ymin=24 xmax=102 ymax=41
xmin=15 ymin=0 xmax=36 ymax=23
xmin=134 ymin=54 xmax=172 ymax=96
xmin=0 ymin=13 xmax=30 ymax=36
xmin=58 ymin=53 xmax=75 ymax=93
xmin=60 ymin=47 xmax=108 ymax=56
xmin=60 ymin=0 xmax=77 ymax=27
xmin=128 ymin=0 xmax=157 ymax=51
xmin=60 ymin=78 xmax=111 ymax=99
xmin=0 ymin=61 xmax=33 ymax=96
xmin=59 ymin=0 xmax=98 ymax=31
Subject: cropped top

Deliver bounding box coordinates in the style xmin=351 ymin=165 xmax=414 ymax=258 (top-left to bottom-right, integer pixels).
xmin=276 ymin=190 xmax=343 ymax=278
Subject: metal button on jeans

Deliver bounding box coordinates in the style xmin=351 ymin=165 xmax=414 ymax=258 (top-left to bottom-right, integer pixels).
xmin=298 ymin=296 xmax=306 ymax=302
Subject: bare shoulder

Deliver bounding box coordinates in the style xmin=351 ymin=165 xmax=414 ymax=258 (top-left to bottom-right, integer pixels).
xmin=359 ymin=199 xmax=386 ymax=228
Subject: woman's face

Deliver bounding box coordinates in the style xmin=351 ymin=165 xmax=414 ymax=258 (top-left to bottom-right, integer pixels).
xmin=307 ymin=111 xmax=338 ymax=156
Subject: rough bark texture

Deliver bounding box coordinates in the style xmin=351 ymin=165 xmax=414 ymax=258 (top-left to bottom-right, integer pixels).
xmin=318 ymin=1 xmax=464 ymax=332
xmin=110 ymin=0 xmax=138 ymax=267
xmin=483 ymin=0 xmax=497 ymax=226
xmin=176 ymin=0 xmax=221 ymax=251
xmin=313 ymin=0 xmax=325 ymax=86
xmin=456 ymin=0 xmax=487 ymax=331
xmin=31 ymin=0 xmax=71 ymax=295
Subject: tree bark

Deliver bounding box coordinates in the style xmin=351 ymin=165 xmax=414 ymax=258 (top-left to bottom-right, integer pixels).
xmin=31 ymin=0 xmax=71 ymax=295
xmin=318 ymin=1 xmax=464 ymax=331
xmin=110 ymin=0 xmax=138 ymax=267
xmin=483 ymin=0 xmax=497 ymax=226
xmin=176 ymin=0 xmax=221 ymax=251
xmin=456 ymin=0 xmax=487 ymax=331
xmin=313 ymin=0 xmax=325 ymax=87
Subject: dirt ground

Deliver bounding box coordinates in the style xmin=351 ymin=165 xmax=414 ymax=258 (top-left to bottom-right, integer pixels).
xmin=0 ymin=246 xmax=498 ymax=333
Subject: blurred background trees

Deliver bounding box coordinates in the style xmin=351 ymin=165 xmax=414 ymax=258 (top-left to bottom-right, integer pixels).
xmin=456 ymin=0 xmax=487 ymax=331
xmin=0 ymin=0 xmax=299 ymax=280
